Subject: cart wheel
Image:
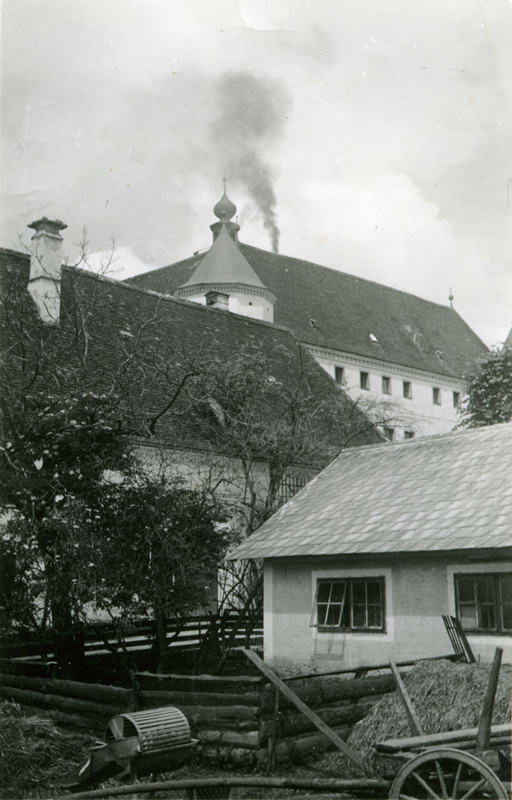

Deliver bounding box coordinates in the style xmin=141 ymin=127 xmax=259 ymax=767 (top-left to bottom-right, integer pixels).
xmin=389 ymin=747 xmax=508 ymax=799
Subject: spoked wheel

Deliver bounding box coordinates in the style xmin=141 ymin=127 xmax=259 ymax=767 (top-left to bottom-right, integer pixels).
xmin=389 ymin=748 xmax=507 ymax=799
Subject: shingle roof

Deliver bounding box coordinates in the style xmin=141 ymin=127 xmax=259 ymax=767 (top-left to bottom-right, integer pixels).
xmin=177 ymin=225 xmax=267 ymax=291
xmin=128 ymin=242 xmax=488 ymax=380
xmin=228 ymin=423 xmax=512 ymax=559
xmin=0 ymin=248 xmax=378 ymax=459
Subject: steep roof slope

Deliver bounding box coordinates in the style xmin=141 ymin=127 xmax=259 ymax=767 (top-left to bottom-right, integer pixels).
xmin=128 ymin=244 xmax=488 ymax=379
xmin=229 ymin=422 xmax=512 ymax=559
xmin=0 ymin=247 xmax=379 ymax=459
xmin=178 ymin=225 xmax=267 ymax=290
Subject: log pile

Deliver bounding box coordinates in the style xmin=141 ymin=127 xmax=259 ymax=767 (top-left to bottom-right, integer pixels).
xmin=0 ymin=666 xmax=400 ymax=767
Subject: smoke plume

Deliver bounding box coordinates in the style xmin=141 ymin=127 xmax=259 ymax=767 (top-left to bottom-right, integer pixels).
xmin=210 ymin=72 xmax=291 ymax=253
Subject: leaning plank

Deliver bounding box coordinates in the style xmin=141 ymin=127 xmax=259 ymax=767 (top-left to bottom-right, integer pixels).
xmin=389 ymin=660 xmax=424 ymax=736
xmin=375 ymin=723 xmax=512 ymax=753
xmin=242 ymin=648 xmax=365 ymax=772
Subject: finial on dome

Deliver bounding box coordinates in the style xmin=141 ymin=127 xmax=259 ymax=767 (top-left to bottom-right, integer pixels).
xmin=213 ymin=179 xmax=237 ymax=221
xmin=449 ymin=288 xmax=454 ymax=308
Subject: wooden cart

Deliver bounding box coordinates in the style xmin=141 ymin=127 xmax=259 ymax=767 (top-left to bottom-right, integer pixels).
xmin=374 ymin=649 xmax=511 ymax=799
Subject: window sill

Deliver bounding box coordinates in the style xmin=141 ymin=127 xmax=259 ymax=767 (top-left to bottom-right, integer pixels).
xmin=316 ymin=627 xmax=386 ymax=635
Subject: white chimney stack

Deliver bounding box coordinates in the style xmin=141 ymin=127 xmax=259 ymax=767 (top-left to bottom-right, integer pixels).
xmin=27 ymin=216 xmax=67 ymax=323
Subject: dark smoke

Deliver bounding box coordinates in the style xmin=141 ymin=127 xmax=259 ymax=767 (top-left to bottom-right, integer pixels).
xmin=211 ymin=72 xmax=292 ymax=253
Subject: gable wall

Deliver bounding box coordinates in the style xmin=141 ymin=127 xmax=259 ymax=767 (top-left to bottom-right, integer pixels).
xmin=264 ymin=555 xmax=512 ymax=669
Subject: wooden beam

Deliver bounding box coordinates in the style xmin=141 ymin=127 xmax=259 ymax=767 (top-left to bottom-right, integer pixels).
xmin=389 ymin=660 xmax=424 ymax=736
xmin=241 ymin=648 xmax=365 ymax=772
xmin=476 ymin=647 xmax=503 ymax=753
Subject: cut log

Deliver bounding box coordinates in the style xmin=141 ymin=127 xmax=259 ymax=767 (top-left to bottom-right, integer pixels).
xmin=0 ymin=673 xmax=131 ymax=705
xmin=135 ymin=671 xmax=264 ymax=693
xmin=261 ymin=701 xmax=373 ymax=742
xmin=138 ymin=689 xmax=259 ymax=707
xmin=260 ymin=672 xmax=397 ymax=713
xmin=138 ymin=701 xmax=258 ymax=721
xmin=257 ymin=725 xmax=352 ymax=766
xmin=197 ymin=729 xmax=260 ymax=750
xmin=0 ymin=685 xmax=122 ymax=719
xmin=198 ymin=745 xmax=258 ymax=768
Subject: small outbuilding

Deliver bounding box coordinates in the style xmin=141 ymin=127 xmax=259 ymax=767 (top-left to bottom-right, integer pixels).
xmin=229 ymin=423 xmax=512 ymax=667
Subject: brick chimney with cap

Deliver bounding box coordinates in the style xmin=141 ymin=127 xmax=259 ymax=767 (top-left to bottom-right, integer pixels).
xmin=27 ymin=216 xmax=67 ymax=323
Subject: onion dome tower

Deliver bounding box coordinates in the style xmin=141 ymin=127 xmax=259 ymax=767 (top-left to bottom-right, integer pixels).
xmin=174 ymin=184 xmax=276 ymax=322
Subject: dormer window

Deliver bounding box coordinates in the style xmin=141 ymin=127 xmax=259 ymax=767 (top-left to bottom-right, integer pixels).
xmin=369 ymin=333 xmax=378 ymax=344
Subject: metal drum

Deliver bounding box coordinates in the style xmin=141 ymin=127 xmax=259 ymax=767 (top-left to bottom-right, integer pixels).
xmin=105 ymin=707 xmax=192 ymax=777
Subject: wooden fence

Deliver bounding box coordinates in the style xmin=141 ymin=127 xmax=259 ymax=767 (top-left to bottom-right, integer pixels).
xmin=1 ymin=613 xmax=263 ymax=663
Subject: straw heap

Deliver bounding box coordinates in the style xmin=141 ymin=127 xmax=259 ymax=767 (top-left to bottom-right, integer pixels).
xmin=317 ymin=659 xmax=512 ymax=778
xmin=0 ymin=701 xmax=95 ymax=799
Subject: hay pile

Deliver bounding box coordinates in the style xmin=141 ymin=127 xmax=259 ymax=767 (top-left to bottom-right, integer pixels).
xmin=0 ymin=701 xmax=96 ymax=799
xmin=316 ymin=659 xmax=512 ymax=778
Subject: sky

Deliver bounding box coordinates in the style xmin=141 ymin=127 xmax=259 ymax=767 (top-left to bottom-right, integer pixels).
xmin=2 ymin=0 xmax=512 ymax=347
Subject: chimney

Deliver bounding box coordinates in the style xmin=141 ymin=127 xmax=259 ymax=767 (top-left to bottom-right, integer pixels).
xmin=27 ymin=216 xmax=67 ymax=323
xmin=205 ymin=290 xmax=229 ymax=310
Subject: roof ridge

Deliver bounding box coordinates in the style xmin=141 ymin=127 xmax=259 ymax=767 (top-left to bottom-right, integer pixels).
xmin=62 ymin=264 xmax=293 ymax=334
xmin=334 ymin=420 xmax=511 ymax=459
xmin=238 ymin=243 xmax=467 ymax=315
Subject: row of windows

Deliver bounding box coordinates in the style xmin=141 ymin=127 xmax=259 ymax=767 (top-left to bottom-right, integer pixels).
xmin=312 ymin=574 xmax=512 ymax=634
xmin=335 ymin=367 xmax=461 ymax=408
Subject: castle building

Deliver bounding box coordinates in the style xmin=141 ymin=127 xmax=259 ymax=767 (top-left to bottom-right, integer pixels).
xmin=128 ymin=191 xmax=488 ymax=439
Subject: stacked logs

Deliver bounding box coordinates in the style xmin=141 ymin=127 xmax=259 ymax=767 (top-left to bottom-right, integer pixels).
xmin=0 ymin=669 xmax=398 ymax=767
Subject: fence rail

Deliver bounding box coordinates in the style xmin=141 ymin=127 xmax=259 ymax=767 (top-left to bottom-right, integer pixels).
xmin=1 ymin=613 xmax=263 ymax=662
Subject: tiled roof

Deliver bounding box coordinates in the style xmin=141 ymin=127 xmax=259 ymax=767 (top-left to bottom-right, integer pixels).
xmin=128 ymin=242 xmax=488 ymax=380
xmin=228 ymin=423 xmax=512 ymax=559
xmin=0 ymin=248 xmax=378 ymax=458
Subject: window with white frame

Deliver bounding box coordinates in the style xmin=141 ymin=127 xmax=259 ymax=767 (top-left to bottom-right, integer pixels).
xmin=360 ymin=371 xmax=370 ymax=390
xmin=453 ymin=391 xmax=461 ymax=409
xmin=335 ymin=366 xmax=345 ymax=385
xmin=455 ymin=573 xmax=512 ymax=634
xmin=311 ymin=577 xmax=385 ymax=631
xmin=433 ymin=387 xmax=441 ymax=405
xmin=382 ymin=376 xmax=391 ymax=394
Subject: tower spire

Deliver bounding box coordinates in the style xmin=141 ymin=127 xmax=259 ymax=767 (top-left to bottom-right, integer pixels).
xmin=211 ymin=180 xmax=240 ymax=242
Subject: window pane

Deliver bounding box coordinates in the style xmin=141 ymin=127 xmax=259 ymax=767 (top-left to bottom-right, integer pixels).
xmin=501 ymin=603 xmax=512 ymax=632
xmin=367 ymin=604 xmax=382 ymax=628
xmin=499 ymin=574 xmax=512 ymax=598
xmin=366 ymin=581 xmax=382 ymax=604
xmin=326 ymin=605 xmax=342 ymax=626
xmin=475 ymin=576 xmax=495 ymax=604
xmin=478 ymin=604 xmax=496 ymax=631
xmin=460 ymin=605 xmax=478 ymax=629
xmin=352 ymin=605 xmax=366 ymax=628
xmin=317 ymin=583 xmax=332 ymax=603
xmin=317 ymin=604 xmax=328 ymax=625
xmin=457 ymin=577 xmax=476 ymax=603
xmin=331 ymin=582 xmax=346 ymax=603
xmin=352 ymin=581 xmax=367 ymax=604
